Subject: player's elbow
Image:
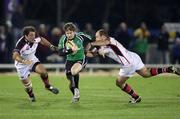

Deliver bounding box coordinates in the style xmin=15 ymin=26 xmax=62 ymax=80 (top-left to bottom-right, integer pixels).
xmin=12 ymin=52 xmax=17 ymax=60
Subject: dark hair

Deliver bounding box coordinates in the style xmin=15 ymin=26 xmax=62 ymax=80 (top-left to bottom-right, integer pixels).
xmin=98 ymin=29 xmax=109 ymax=37
xmin=23 ymin=26 xmax=36 ymax=36
xmin=63 ymin=22 xmax=76 ymax=31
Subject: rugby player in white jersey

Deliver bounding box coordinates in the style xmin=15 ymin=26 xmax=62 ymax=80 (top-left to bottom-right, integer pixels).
xmin=12 ymin=26 xmax=59 ymax=102
xmin=90 ymin=29 xmax=180 ymax=103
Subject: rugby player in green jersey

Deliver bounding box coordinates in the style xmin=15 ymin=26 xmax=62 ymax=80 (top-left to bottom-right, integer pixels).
xmin=58 ymin=22 xmax=94 ymax=103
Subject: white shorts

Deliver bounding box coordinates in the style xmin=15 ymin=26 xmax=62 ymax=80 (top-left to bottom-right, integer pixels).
xmin=119 ymin=52 xmax=145 ymax=77
xmin=15 ymin=58 xmax=39 ymax=80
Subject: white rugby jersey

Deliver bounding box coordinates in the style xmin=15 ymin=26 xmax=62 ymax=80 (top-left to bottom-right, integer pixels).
xmin=13 ymin=37 xmax=41 ymax=65
xmin=101 ymin=37 xmax=133 ymax=67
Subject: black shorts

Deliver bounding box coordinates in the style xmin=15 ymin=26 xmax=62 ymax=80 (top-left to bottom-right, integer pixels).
xmin=32 ymin=62 xmax=41 ymax=72
xmin=65 ymin=58 xmax=87 ymax=73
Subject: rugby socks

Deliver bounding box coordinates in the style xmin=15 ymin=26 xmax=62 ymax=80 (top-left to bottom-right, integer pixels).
xmin=25 ymin=88 xmax=34 ymax=97
xmin=66 ymin=72 xmax=73 ymax=80
xmin=74 ymin=74 xmax=79 ymax=89
xmin=70 ymin=74 xmax=80 ymax=94
xmin=24 ymin=81 xmax=34 ymax=97
xmin=122 ymin=83 xmax=139 ymax=99
xmin=66 ymin=72 xmax=75 ymax=95
xmin=70 ymin=87 xmax=75 ymax=95
xmin=40 ymin=74 xmax=50 ymax=88
xmin=66 ymin=72 xmax=80 ymax=95
xmin=150 ymin=67 xmax=169 ymax=76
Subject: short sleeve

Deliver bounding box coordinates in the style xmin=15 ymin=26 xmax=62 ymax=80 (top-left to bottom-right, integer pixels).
xmin=58 ymin=35 xmax=66 ymax=49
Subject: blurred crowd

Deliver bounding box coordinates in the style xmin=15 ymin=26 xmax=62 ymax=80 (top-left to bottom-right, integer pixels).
xmin=0 ymin=5 xmax=180 ymax=64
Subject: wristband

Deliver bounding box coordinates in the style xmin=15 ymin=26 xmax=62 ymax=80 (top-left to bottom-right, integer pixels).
xmin=50 ymin=45 xmax=54 ymax=49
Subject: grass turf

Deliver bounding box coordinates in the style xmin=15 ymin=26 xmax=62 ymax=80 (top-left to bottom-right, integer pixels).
xmin=0 ymin=73 xmax=180 ymax=119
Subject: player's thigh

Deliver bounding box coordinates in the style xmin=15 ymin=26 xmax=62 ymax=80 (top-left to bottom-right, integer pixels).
xmin=131 ymin=52 xmax=151 ymax=78
xmin=65 ymin=61 xmax=74 ymax=74
xmin=16 ymin=66 xmax=31 ymax=80
xmin=71 ymin=63 xmax=82 ymax=75
xmin=21 ymin=77 xmax=31 ymax=85
xmin=34 ymin=63 xmax=47 ymax=74
xmin=119 ymin=66 xmax=135 ymax=77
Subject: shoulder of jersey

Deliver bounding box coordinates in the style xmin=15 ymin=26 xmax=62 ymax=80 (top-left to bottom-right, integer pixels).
xmin=77 ymin=32 xmax=91 ymax=39
xmin=60 ymin=35 xmax=67 ymax=40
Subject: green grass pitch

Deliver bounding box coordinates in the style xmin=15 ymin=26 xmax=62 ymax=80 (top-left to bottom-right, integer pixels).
xmin=0 ymin=73 xmax=180 ymax=119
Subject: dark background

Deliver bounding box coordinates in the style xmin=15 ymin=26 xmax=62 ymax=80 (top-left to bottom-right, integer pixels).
xmin=1 ymin=0 xmax=180 ymax=29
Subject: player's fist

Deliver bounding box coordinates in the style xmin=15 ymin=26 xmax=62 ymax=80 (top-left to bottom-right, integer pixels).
xmin=98 ymin=48 xmax=106 ymax=58
xmin=71 ymin=45 xmax=79 ymax=55
xmin=66 ymin=40 xmax=79 ymax=54
xmin=22 ymin=60 xmax=33 ymax=65
xmin=86 ymin=52 xmax=94 ymax=57
xmin=71 ymin=44 xmax=78 ymax=51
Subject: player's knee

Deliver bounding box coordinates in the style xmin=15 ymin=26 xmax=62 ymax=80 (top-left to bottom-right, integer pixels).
xmin=116 ymin=79 xmax=124 ymax=89
xmin=40 ymin=72 xmax=48 ymax=79
xmin=141 ymin=71 xmax=151 ymax=78
xmin=140 ymin=68 xmax=151 ymax=78
xmin=24 ymin=81 xmax=32 ymax=89
xmin=71 ymin=68 xmax=78 ymax=75
xmin=71 ymin=64 xmax=82 ymax=75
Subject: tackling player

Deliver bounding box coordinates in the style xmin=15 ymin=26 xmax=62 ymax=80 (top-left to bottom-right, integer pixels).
xmin=12 ymin=26 xmax=59 ymax=102
xmin=90 ymin=29 xmax=180 ymax=103
xmin=58 ymin=22 xmax=93 ymax=103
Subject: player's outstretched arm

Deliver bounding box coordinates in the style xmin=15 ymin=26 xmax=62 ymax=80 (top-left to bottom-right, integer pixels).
xmin=98 ymin=47 xmax=110 ymax=58
xmin=85 ymin=43 xmax=99 ymax=57
xmin=40 ymin=37 xmax=59 ymax=52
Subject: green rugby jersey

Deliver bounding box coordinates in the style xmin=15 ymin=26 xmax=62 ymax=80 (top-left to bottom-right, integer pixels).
xmin=58 ymin=32 xmax=92 ymax=61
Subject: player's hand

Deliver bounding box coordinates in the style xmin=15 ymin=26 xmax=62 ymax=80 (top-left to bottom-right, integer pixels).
xmin=22 ymin=60 xmax=33 ymax=65
xmin=98 ymin=48 xmax=105 ymax=58
xmin=50 ymin=45 xmax=59 ymax=53
xmin=71 ymin=44 xmax=78 ymax=51
xmin=86 ymin=52 xmax=94 ymax=57
xmin=71 ymin=45 xmax=79 ymax=54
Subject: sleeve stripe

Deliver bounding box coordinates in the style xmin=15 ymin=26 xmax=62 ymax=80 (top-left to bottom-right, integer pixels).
xmin=15 ymin=36 xmax=24 ymax=47
xmin=80 ymin=34 xmax=91 ymax=39
xmin=77 ymin=35 xmax=83 ymax=42
xmin=59 ymin=35 xmax=66 ymax=48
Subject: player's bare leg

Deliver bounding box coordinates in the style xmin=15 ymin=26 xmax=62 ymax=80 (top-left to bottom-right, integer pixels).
xmin=136 ymin=66 xmax=180 ymax=78
xmin=71 ymin=63 xmax=82 ymax=75
xmin=21 ymin=78 xmax=35 ymax=102
xmin=136 ymin=66 xmax=151 ymax=78
xmin=35 ymin=64 xmax=59 ymax=94
xmin=116 ymin=76 xmax=141 ymax=103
